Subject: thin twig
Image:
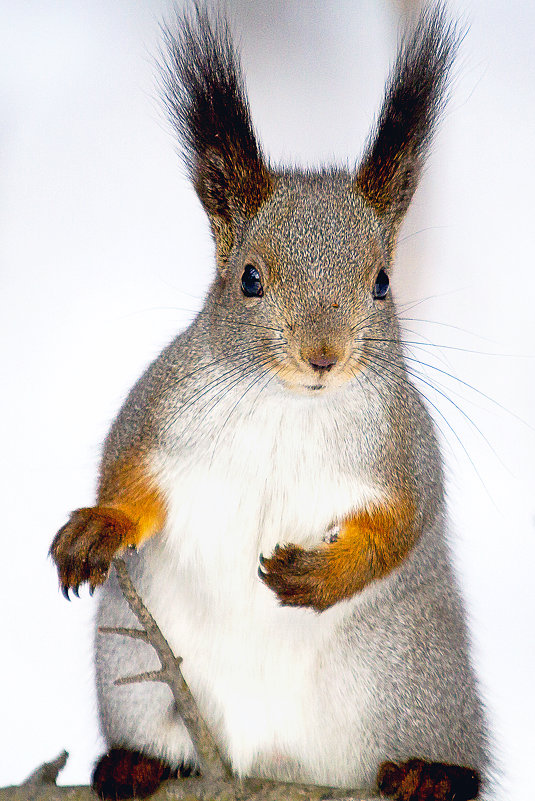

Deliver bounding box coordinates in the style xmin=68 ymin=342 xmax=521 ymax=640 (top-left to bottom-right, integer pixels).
xmin=115 ymin=670 xmax=166 ymax=685
xmin=98 ymin=626 xmax=149 ymax=641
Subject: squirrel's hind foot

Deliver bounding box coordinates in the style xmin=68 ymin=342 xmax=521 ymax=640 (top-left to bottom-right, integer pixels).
xmin=377 ymin=758 xmax=480 ymax=801
xmin=92 ymin=747 xmax=194 ymax=800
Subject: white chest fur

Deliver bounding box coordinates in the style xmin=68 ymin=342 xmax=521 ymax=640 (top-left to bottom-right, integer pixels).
xmin=139 ymin=392 xmax=381 ymax=783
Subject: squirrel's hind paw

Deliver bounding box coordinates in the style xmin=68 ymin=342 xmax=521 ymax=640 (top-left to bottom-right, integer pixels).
xmin=377 ymin=758 xmax=480 ymax=801
xmin=50 ymin=506 xmax=136 ymax=598
xmin=92 ymin=748 xmax=182 ymax=800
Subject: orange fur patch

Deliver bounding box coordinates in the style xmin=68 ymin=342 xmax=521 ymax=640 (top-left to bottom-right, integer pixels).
xmin=321 ymin=497 xmax=417 ymax=597
xmin=97 ymin=456 xmax=166 ymax=548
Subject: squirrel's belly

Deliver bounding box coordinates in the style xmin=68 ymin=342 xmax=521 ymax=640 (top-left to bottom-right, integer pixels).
xmin=138 ymin=533 xmax=371 ymax=786
xmin=135 ymin=446 xmax=378 ymax=784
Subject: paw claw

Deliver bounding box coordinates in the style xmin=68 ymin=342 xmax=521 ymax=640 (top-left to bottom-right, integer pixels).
xmin=51 ymin=506 xmax=135 ymax=599
xmin=256 ymin=543 xmax=330 ymax=611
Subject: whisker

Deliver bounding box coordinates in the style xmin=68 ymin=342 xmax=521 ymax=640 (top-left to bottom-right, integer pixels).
xmin=119 ymin=305 xmax=201 ymax=320
xmin=399 ymin=316 xmax=501 ymax=344
xmin=210 ymin=308 xmax=285 ymax=335
xmin=402 ymin=354 xmax=534 ymax=431
xmin=358 ymin=335 xmax=533 ymax=431
xmin=356 ymin=353 xmax=456 ymax=463
xmin=359 ymin=350 xmax=493 ymax=500
xmin=396 ymin=288 xmax=465 ymax=314
xmin=397 ymin=225 xmax=452 ymax=245
xmin=362 ymin=347 xmax=506 ymax=490
xmin=364 ymin=345 xmax=501 ymax=453
xmin=159 ymin=344 xmax=284 ymax=437
xmin=209 ymin=361 xmax=284 ymax=463
xmin=192 ymin=355 xmax=280 ymax=438
xmin=363 ymin=336 xmax=531 ymax=360
xmin=398 ymin=328 xmax=454 ymax=370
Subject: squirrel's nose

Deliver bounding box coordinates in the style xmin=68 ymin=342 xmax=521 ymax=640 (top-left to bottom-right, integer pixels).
xmin=301 ymin=345 xmax=340 ymax=372
xmin=308 ymin=355 xmax=338 ymax=372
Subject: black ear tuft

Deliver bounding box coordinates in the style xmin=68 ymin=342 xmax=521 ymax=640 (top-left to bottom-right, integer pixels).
xmin=160 ymin=5 xmax=272 ymax=264
xmin=356 ymin=4 xmax=460 ymax=228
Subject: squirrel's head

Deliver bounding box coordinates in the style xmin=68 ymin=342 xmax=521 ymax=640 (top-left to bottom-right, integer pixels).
xmin=162 ymin=5 xmax=457 ymax=395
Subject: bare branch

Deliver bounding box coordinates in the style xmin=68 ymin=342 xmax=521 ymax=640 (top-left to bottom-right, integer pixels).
xmin=8 ymin=749 xmax=377 ymax=799
xmin=1 ymin=775 xmax=378 ymax=800
xmin=108 ymin=557 xmax=229 ymax=781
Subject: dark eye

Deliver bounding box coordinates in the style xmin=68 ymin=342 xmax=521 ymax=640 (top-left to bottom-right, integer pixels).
xmin=241 ymin=264 xmax=264 ymax=297
xmin=373 ymin=269 xmax=389 ymax=300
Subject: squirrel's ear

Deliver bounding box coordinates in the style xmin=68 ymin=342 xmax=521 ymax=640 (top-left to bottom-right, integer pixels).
xmin=355 ymin=5 xmax=458 ymax=232
xmin=161 ymin=8 xmax=272 ymax=269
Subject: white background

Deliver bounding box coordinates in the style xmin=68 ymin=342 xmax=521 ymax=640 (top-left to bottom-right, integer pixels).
xmin=1 ymin=1 xmax=534 ymax=798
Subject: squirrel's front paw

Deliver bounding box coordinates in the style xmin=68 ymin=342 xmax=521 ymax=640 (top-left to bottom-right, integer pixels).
xmin=258 ymin=544 xmax=329 ymax=612
xmin=50 ymin=506 xmax=136 ymax=598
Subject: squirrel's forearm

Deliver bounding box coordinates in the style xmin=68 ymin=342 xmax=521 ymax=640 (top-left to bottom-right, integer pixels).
xmin=259 ymin=496 xmax=419 ymax=611
xmin=318 ymin=497 xmax=418 ymax=600
xmin=96 ymin=454 xmax=167 ymax=547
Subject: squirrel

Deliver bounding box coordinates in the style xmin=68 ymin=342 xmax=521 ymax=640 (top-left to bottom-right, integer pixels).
xmin=50 ymin=4 xmax=492 ymax=800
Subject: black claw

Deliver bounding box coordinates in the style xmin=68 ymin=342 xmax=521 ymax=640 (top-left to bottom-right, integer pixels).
xmin=258 ymin=565 xmax=266 ymax=580
xmin=61 ymin=585 xmax=70 ymax=601
xmin=258 ymin=553 xmax=265 ymax=566
xmin=72 ymin=585 xmax=80 ymax=598
xmin=273 ymin=544 xmax=280 ymax=554
xmin=89 ymin=585 xmax=95 ymax=597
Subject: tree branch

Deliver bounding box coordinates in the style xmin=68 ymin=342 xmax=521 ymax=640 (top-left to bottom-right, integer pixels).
xmin=3 ymin=750 xmax=377 ymax=800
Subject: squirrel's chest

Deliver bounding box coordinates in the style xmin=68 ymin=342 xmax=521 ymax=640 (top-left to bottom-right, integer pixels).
xmin=154 ymin=398 xmax=379 ymax=582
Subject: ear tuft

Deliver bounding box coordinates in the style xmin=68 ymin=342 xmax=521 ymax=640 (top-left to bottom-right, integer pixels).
xmin=160 ymin=5 xmax=272 ymax=263
xmin=356 ymin=4 xmax=460 ymax=228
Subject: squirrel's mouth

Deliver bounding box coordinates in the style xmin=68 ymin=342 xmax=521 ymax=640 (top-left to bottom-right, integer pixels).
xmin=263 ymin=343 xmax=362 ymax=395
xmin=276 ymin=361 xmax=356 ymax=395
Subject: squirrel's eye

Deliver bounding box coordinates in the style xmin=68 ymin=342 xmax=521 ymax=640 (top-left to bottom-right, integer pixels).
xmin=373 ymin=269 xmax=389 ymax=300
xmin=241 ymin=264 xmax=264 ymax=297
